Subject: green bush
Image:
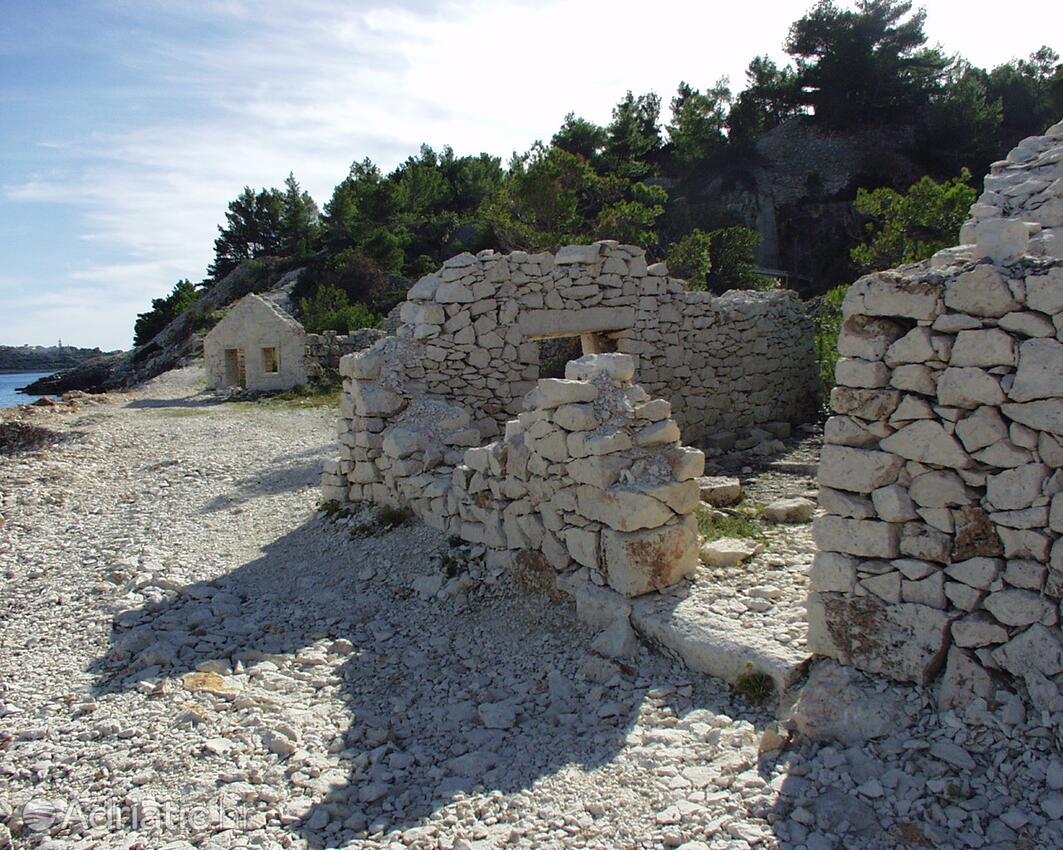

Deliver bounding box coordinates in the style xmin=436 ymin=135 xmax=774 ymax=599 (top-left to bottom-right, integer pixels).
xmin=814 ymin=284 xmax=849 ymax=394
xmin=299 ymin=284 xmax=379 ymax=334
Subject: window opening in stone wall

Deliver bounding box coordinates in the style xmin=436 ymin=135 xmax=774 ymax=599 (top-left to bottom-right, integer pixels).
xmin=262 ymin=347 xmax=279 ymax=374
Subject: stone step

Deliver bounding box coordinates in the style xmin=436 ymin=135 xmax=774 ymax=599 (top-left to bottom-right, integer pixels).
xmin=628 ymin=572 xmax=812 ymax=696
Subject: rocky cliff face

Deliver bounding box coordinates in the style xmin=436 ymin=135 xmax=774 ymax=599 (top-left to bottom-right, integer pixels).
xmin=665 ymin=119 xmax=924 ymax=294
xmin=24 ymin=260 xmax=300 ymax=394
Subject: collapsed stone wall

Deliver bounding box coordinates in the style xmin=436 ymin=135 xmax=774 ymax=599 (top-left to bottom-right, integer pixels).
xmin=388 ymin=241 xmax=817 ymax=442
xmin=811 ymin=119 xmax=1063 ymax=712
xmin=305 ymin=329 xmax=387 ymax=378
xmin=322 ymin=351 xmax=704 ymax=597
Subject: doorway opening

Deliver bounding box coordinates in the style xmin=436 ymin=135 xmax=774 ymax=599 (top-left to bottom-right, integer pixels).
xmin=223 ymin=348 xmax=247 ymax=388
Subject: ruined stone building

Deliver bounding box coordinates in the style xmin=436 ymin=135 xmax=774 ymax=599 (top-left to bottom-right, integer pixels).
xmin=812 ymin=119 xmax=1063 ymax=711
xmin=322 ymin=241 xmax=817 ymax=599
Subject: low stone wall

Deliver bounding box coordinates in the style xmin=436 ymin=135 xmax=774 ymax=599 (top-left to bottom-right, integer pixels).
xmin=811 ymin=119 xmax=1063 ymax=711
xmin=392 ymin=241 xmax=817 ymax=443
xmin=305 ymin=329 xmax=387 ymax=376
xmin=322 ymin=352 xmax=704 ymax=597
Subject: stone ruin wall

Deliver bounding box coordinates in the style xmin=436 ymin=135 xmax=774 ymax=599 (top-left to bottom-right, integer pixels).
xmin=811 ymin=119 xmax=1063 ymax=712
xmin=323 ymin=350 xmax=705 ymax=598
xmin=321 ymin=240 xmax=817 ymax=599
xmin=381 ymin=241 xmax=817 ymax=443
xmin=305 ymin=329 xmax=387 ymax=378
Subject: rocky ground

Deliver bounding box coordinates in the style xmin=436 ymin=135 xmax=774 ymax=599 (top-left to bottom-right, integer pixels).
xmin=2 ymin=367 xmax=1062 ymax=850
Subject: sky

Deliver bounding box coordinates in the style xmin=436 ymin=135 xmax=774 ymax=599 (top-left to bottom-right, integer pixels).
xmin=2 ymin=0 xmax=1061 ymax=351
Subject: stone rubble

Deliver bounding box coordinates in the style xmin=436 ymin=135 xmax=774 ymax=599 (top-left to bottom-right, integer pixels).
xmin=812 ymin=120 xmax=1063 ymax=712
xmin=2 ymin=367 xmax=1062 ymax=849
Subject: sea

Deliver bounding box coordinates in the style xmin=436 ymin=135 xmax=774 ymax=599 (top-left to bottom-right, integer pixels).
xmin=0 ymin=371 xmax=56 ymax=409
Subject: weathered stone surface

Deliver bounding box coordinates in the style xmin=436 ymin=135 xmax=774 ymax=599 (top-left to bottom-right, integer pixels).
xmin=899 ymin=522 xmax=951 ymax=562
xmin=937 ymin=367 xmax=1005 ymax=409
xmin=565 ymin=352 xmax=636 ymax=383
xmin=992 ymin=624 xmax=1063 ymax=677
xmin=908 ymin=470 xmax=969 ymax=507
xmin=955 ymin=405 xmax=1009 ymax=452
xmin=787 ymin=661 xmax=904 ymax=743
xmin=1001 ymin=399 xmax=1063 ymax=435
xmin=635 ymin=419 xmax=681 ymax=447
xmin=809 ymin=552 xmax=857 ymax=592
xmin=818 ymin=445 xmax=903 ymax=493
xmin=847 ymin=275 xmax=943 ymax=321
xmin=1026 ymin=268 xmax=1063 ymax=314
xmin=983 ymin=588 xmax=1055 ymax=627
xmin=949 ymin=329 xmax=1017 ymax=367
xmin=880 ymin=420 xmax=972 ymax=468
xmin=763 ymin=497 xmax=816 ymax=523
xmin=835 ymin=358 xmax=890 ymax=388
xmin=871 ymin=485 xmax=918 ymax=522
xmin=526 ymin=379 xmax=599 ymax=410
xmin=552 ymin=403 xmax=598 ymax=431
xmin=576 ymin=485 xmax=673 ymax=532
xmin=699 ymin=537 xmax=760 ymax=567
xmin=937 ymin=647 xmax=994 ymax=710
xmin=697 ymin=476 xmax=742 ymax=506
xmin=603 ymin=516 xmax=698 ymax=597
xmin=971 ymin=217 xmax=1029 ymax=262
xmin=819 ymin=486 xmax=875 ymax=519
xmin=952 ymin=506 xmax=1004 ymax=560
xmin=945 ymin=557 xmax=1002 ymax=589
xmin=985 ymin=463 xmax=1049 ymax=511
xmin=813 ymin=515 xmax=900 ymax=558
xmin=837 ymin=314 xmax=906 ymax=360
xmin=830 ymin=387 xmax=901 ymax=420
xmin=351 ymin=383 xmax=406 ymax=417
xmin=944 ymin=264 xmax=1019 ymax=317
xmin=952 ymin=612 xmax=1009 ymax=647
xmin=1010 ymin=339 xmax=1063 ymax=402
xmin=884 ymin=326 xmax=937 ymax=366
xmin=518 ymin=306 xmax=635 ymax=338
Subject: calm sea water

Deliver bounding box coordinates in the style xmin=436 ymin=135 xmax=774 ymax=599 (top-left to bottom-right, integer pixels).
xmin=0 ymin=372 xmax=55 ymax=408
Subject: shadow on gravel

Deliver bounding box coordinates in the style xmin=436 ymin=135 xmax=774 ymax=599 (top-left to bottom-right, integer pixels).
xmin=201 ymin=451 xmax=329 ymax=513
xmin=124 ymin=394 xmax=228 ymax=410
xmin=88 ymin=519 xmax=688 ymax=846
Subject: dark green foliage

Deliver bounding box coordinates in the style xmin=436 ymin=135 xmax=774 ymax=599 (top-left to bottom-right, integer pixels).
xmin=604 ymin=91 xmax=663 ymax=179
xmin=706 ymin=226 xmax=762 ymax=291
xmin=814 ymin=284 xmax=849 ymax=392
xmin=735 ymin=663 xmax=775 ymax=705
xmin=851 ymin=170 xmax=976 ymax=271
xmin=133 ymin=279 xmax=199 ymax=347
xmin=785 ymin=0 xmax=947 ymax=128
xmin=279 ymin=173 xmax=320 ymax=259
xmin=727 ymin=56 xmax=801 ymax=148
xmin=551 ymin=113 xmax=608 ymax=163
xmin=668 ymin=80 xmax=731 ymax=163
xmin=298 ymin=285 xmax=379 ymax=334
xmin=208 ymin=187 xmax=285 ymax=280
xmin=666 ymin=229 xmax=714 ymax=289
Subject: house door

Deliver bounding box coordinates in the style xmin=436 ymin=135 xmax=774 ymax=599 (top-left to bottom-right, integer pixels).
xmin=223 ymin=348 xmax=247 ymax=388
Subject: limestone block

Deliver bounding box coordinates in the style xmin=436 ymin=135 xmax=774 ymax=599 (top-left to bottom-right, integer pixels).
xmin=382 ymin=427 xmax=424 ymax=459
xmin=871 ymin=484 xmax=918 ymax=522
xmin=1004 ymin=559 xmax=1047 ymax=589
xmin=880 ymin=420 xmax=972 ymax=468
xmin=435 ymin=281 xmax=475 ymax=303
xmin=844 ymin=596 xmax=951 ymax=685
xmin=974 ymin=440 xmax=1033 ymax=468
xmin=824 ymin=415 xmax=888 ymax=448
xmin=635 ymin=399 xmax=671 ymax=421
xmin=971 ymin=218 xmax=1029 ymax=263
xmin=813 ymin=516 xmax=901 ymax=558
xmin=635 ymin=419 xmax=681 ymax=447
xmin=950 ymin=329 xmax=1017 ymax=367
xmin=1026 ymin=268 xmax=1063 ymax=314
xmin=526 ymin=379 xmax=599 ymax=410
xmin=838 ymin=315 xmax=907 ymax=360
xmin=576 ymin=485 xmax=674 ymax=532
xmin=697 ymin=476 xmax=741 ymax=506
xmin=564 ymin=527 xmax=600 ymax=570
xmin=819 ymin=486 xmax=875 ymax=519
xmin=861 ymin=571 xmax=901 ymax=602
xmin=1010 ymin=338 xmax=1063 ymax=402
xmin=984 ymin=588 xmax=1055 ymax=627
xmin=518 ymin=307 xmax=635 ymax=338
xmin=835 ymin=358 xmax=890 ymax=388
xmin=565 ymin=353 xmax=636 ymax=383
xmin=992 ymin=624 xmax=1063 ymax=677
xmin=1002 ymin=399 xmax=1063 ymax=435
xmin=944 ymin=265 xmax=1019 ymax=317
xmin=890 ymin=364 xmax=937 ymax=396
xmin=951 ymin=612 xmax=1008 ymax=647
xmin=819 ymin=445 xmax=904 ymax=494
xmin=985 ymin=463 xmax=1049 ymax=511
xmin=552 ymin=403 xmax=598 ymax=431
xmin=945 ymin=581 xmax=985 ymax=611
xmin=699 ymin=537 xmax=760 ymax=566
xmin=830 ymin=387 xmax=901 ymax=420
xmin=908 ymin=471 xmax=970 ymax=507
xmin=938 ymin=368 xmax=1007 ymax=411
xmin=899 ymin=522 xmax=951 ymax=562
xmin=555 ymin=244 xmax=600 ymax=265
xmin=955 ymin=405 xmax=1009 ymax=452
xmin=847 ymin=275 xmax=943 ymax=321
xmin=999 ymin=310 xmax=1056 ymax=337
xmin=351 ymin=383 xmax=406 ymax=418
xmin=407 ymin=273 xmax=442 ymax=301
xmin=937 ymin=647 xmax=994 ymax=710
xmin=603 ymin=515 xmax=699 ymax=597
xmin=810 ymin=552 xmax=857 ymax=592
xmin=763 ymin=497 xmax=816 ymax=523
xmin=639 ymin=480 xmax=700 ymax=514
xmin=667 ymin=447 xmax=705 ymax=481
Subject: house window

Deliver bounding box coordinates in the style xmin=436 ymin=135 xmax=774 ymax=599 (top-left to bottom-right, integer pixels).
xmin=262 ymin=347 xmax=279 ymax=374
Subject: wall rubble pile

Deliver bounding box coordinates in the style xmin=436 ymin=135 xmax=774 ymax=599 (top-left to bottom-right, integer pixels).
xmin=811 ymin=119 xmax=1063 ymax=711
xmin=323 ymin=350 xmax=704 ymax=597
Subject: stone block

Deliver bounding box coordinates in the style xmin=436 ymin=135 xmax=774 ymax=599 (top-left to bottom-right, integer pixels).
xmin=819 ymin=445 xmax=904 ymax=494
xmin=880 ymin=420 xmax=972 ymax=469
xmin=937 ymin=367 xmax=1005 ymax=409
xmin=697 ymin=476 xmax=742 ymax=506
xmin=602 ymin=516 xmax=699 ymax=597
xmin=950 ymin=329 xmax=1017 ymax=367
xmin=518 ymin=307 xmax=635 ymax=338
xmin=944 ymin=265 xmax=1019 ymax=317
xmin=813 ymin=515 xmax=901 ymax=558
xmin=526 ymin=379 xmax=599 ymax=409
xmin=565 ymin=353 xmax=635 ymax=383
xmin=576 ymin=485 xmax=674 ymax=532
xmin=1010 ymin=338 xmax=1063 ymax=402
xmin=810 ymin=552 xmax=858 ymax=592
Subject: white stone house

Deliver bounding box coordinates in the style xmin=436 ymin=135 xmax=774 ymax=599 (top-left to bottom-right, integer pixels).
xmin=204 ymin=294 xmax=309 ymax=391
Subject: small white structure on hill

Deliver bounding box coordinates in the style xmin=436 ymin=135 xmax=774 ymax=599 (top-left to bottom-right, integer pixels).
xmin=204 ymin=294 xmax=309 ymax=391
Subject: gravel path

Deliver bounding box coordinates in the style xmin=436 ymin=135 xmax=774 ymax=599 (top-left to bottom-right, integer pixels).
xmin=2 ymin=368 xmax=1062 ymax=850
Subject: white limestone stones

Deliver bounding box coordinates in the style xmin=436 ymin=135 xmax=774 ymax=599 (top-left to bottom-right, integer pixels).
xmin=812 ymin=120 xmax=1063 ymax=705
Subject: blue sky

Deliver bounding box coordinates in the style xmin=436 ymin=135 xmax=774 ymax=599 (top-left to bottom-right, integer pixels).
xmin=2 ymin=0 xmax=1060 ymax=351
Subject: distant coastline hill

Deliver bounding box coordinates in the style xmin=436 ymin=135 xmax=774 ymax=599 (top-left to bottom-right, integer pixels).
xmin=0 ymin=344 xmax=120 ymax=373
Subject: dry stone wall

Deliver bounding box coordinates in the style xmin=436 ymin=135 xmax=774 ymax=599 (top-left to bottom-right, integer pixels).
xmin=322 ymin=351 xmax=704 ymax=597
xmin=305 ymin=329 xmax=387 ymax=377
xmin=811 ymin=119 xmax=1063 ymax=712
xmin=389 ymin=241 xmax=816 ymax=442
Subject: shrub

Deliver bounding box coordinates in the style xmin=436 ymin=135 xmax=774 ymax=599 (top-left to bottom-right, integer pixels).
xmin=814 ymin=284 xmax=849 ymax=394
xmin=735 ymin=663 xmax=775 ymax=705
xmin=299 ymin=285 xmax=379 ymax=334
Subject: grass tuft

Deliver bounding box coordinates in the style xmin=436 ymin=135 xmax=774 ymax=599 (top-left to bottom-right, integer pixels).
xmin=696 ymin=503 xmax=766 ymax=543
xmin=735 ymin=663 xmax=775 ymax=705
